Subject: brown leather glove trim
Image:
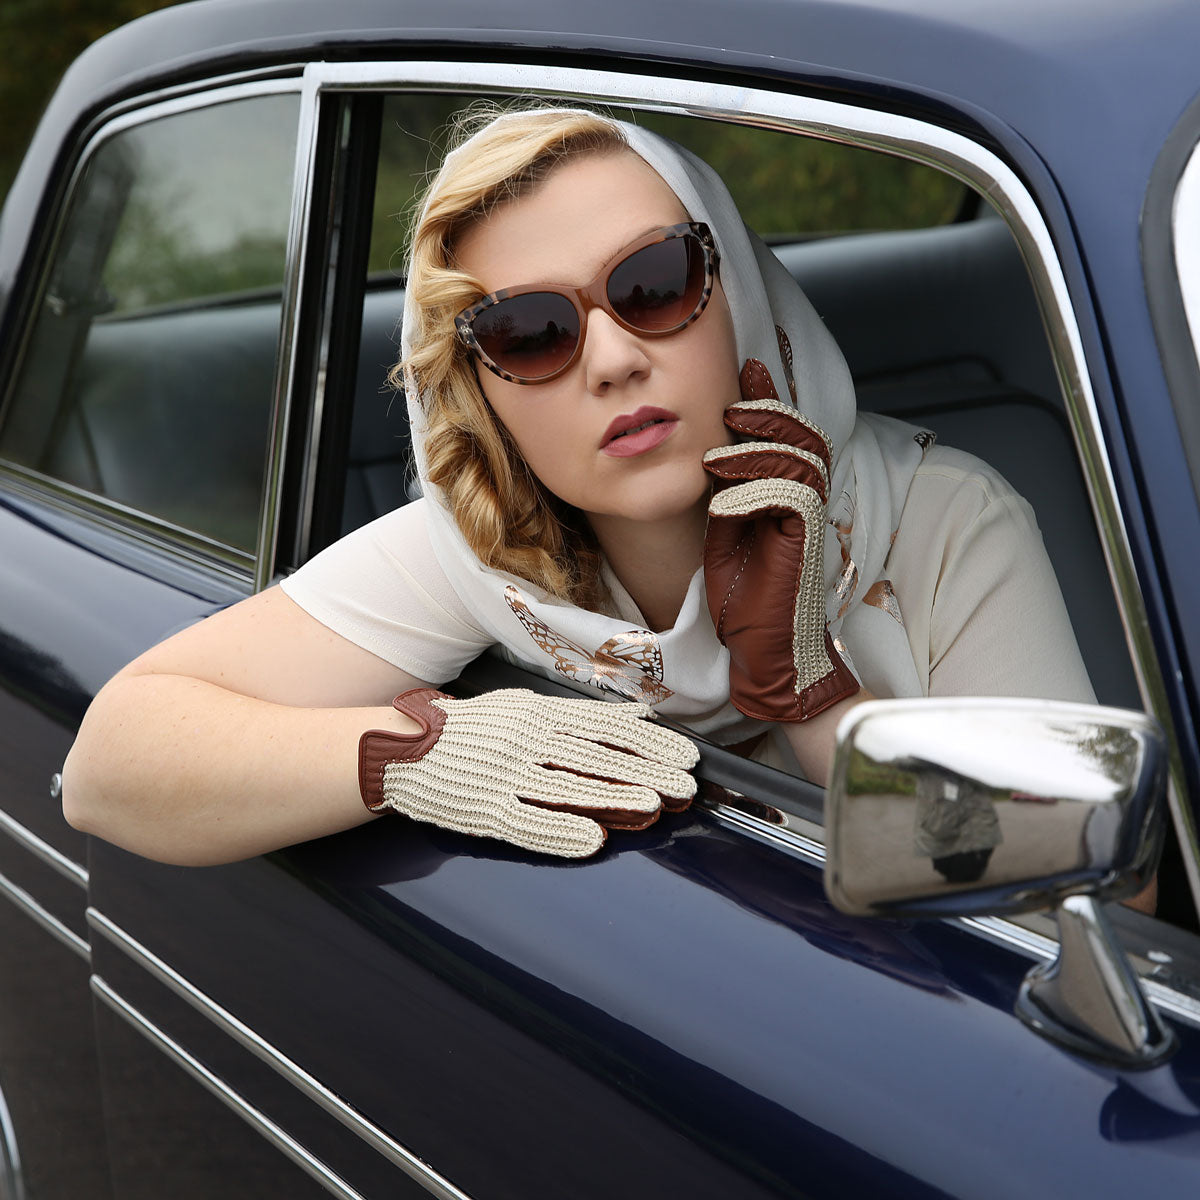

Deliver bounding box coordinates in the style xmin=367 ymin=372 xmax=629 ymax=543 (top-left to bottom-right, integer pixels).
xmin=723 ymin=406 xmax=832 ymax=466
xmin=739 ymin=357 xmax=779 ymax=403
xmin=523 ymin=798 xmax=662 ymax=831
xmin=703 ymin=446 xmax=828 ymax=498
xmin=358 ymin=688 xmax=450 ymax=812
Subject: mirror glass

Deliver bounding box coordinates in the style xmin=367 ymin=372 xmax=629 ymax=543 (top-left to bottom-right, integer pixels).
xmin=826 ymin=699 xmax=1165 ymax=918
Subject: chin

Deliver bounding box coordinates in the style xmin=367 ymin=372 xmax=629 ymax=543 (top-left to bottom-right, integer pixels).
xmin=617 ymin=481 xmax=710 ymax=525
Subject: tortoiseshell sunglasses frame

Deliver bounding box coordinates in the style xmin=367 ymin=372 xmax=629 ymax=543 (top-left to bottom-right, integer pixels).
xmin=454 ymin=221 xmax=719 ymax=384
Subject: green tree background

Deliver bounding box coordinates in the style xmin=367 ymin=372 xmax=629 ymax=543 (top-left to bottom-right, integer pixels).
xmin=0 ymin=0 xmax=188 ymax=204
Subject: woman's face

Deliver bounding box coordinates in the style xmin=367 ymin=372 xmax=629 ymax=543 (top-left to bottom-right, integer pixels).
xmin=453 ymin=149 xmax=739 ymax=532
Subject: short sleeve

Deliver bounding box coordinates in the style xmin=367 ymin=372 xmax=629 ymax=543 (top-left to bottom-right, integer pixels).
xmin=887 ymin=446 xmax=1096 ymax=703
xmin=280 ymin=499 xmax=494 ymax=684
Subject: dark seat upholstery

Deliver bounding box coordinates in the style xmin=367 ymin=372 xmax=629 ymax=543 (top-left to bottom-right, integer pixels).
xmin=340 ymin=288 xmax=416 ymax=534
xmin=48 ymin=301 xmax=279 ymax=552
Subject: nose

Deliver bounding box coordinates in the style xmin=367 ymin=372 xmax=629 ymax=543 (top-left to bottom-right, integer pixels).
xmin=581 ymin=307 xmax=652 ymax=394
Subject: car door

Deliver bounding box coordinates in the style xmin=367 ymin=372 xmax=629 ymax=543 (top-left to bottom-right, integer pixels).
xmin=5 ymin=54 xmax=1200 ymax=1200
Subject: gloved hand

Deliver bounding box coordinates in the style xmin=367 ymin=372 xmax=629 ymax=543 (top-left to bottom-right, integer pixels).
xmin=703 ymin=358 xmax=859 ymax=723
xmin=359 ymin=688 xmax=698 ymax=858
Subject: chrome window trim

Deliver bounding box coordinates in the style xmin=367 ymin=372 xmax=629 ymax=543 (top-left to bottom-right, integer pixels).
xmin=287 ymin=59 xmax=1196 ymax=914
xmin=74 ymin=77 xmax=303 ymax=147
xmin=253 ymin=72 xmax=322 ymax=590
xmin=0 ymin=468 xmax=255 ymax=590
xmin=0 ymin=78 xmax=304 ymax=589
xmin=1173 ymin=141 xmax=1200 ymax=369
xmin=0 ymin=810 xmax=86 ymax=887
xmin=87 ymin=909 xmax=472 ymax=1200
xmin=0 ymin=871 xmax=88 ymax=960
xmin=91 ymin=975 xmax=369 ymax=1200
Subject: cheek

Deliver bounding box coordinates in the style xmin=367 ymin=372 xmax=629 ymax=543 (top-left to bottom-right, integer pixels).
xmin=705 ymin=284 xmax=739 ymax=374
xmin=701 ymin=288 xmax=741 ymax=419
xmin=478 ymin=377 xmax=572 ymax=484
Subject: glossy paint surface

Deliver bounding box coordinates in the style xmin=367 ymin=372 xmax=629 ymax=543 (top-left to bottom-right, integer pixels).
xmin=88 ymin=814 xmax=1200 ymax=1199
xmin=3 ymin=1 xmax=1200 ymax=1196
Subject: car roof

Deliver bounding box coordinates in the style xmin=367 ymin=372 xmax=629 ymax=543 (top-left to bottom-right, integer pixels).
xmin=37 ymin=0 xmax=1200 ymax=149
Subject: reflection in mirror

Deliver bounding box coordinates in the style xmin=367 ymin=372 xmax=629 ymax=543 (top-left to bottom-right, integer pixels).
xmin=826 ymin=699 xmax=1165 ymax=920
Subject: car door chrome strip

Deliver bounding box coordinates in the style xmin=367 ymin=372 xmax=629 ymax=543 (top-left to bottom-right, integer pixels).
xmin=0 ymin=809 xmax=86 ymax=887
xmin=699 ymin=794 xmax=826 ymax=869
xmin=0 ymin=1076 xmax=25 ymax=1200
xmin=90 ymin=976 xmax=368 ymax=1200
xmin=0 ymin=871 xmax=88 ymax=960
xmin=86 ymin=909 xmax=471 ymax=1200
xmin=961 ymin=913 xmax=1200 ymax=1029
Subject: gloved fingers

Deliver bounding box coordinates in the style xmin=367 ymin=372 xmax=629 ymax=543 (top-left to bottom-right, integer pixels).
xmin=395 ymin=787 xmax=610 ymax=858
xmin=541 ymin=731 xmax=698 ymax=803
xmin=739 ymin=356 xmax=781 ymax=404
xmin=707 ymin=476 xmax=826 ymax=525
xmin=723 ymin=396 xmax=833 ymax=465
xmin=703 ymin=441 xmax=828 ymax=498
xmin=519 ymin=767 xmax=665 ymax=821
xmin=547 ymin=699 xmax=700 ymax=771
xmin=520 ymin=793 xmax=663 ymax=832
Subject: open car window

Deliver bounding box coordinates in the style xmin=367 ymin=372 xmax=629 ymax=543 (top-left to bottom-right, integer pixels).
xmin=340 ymin=95 xmax=1139 ymax=707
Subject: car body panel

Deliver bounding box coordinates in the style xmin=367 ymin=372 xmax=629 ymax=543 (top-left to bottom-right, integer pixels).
xmin=4 ymin=2 xmax=1200 ymax=1197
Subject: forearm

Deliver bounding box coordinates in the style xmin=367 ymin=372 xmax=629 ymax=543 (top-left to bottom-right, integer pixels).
xmin=62 ymin=672 xmax=419 ymax=866
xmin=779 ymin=690 xmax=874 ymax=785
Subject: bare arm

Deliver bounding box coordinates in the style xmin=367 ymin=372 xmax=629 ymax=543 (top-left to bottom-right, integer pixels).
xmin=61 ymin=585 xmax=431 ymax=866
xmin=780 ymin=690 xmax=873 ymax=786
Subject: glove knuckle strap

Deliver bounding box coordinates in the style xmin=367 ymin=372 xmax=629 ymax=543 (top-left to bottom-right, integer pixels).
xmin=358 ymin=689 xmax=449 ymax=811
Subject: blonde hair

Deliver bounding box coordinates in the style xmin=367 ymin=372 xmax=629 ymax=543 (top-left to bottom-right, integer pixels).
xmin=395 ymin=106 xmax=630 ymax=607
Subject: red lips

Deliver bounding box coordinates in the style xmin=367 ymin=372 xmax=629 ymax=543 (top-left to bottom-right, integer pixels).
xmin=600 ymin=406 xmax=679 ymax=450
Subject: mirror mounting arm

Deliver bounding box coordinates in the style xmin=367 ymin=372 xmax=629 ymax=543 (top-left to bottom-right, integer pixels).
xmin=1016 ymin=894 xmax=1176 ymax=1068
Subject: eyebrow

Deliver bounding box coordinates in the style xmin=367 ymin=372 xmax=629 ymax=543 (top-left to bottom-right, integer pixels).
xmin=530 ymin=222 xmax=689 ymax=289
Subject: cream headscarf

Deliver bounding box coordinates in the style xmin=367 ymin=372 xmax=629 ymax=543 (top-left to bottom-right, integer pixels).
xmin=402 ymin=112 xmax=933 ymax=744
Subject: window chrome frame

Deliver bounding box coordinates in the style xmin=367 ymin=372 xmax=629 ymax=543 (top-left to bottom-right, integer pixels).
xmin=0 ymin=75 xmax=305 ymax=588
xmin=286 ymin=60 xmax=1197 ymax=919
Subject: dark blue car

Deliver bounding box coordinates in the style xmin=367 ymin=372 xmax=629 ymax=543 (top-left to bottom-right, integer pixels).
xmin=3 ymin=1 xmax=1200 ymax=1196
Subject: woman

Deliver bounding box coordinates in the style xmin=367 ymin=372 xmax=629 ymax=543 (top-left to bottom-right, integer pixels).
xmin=61 ymin=106 xmax=1094 ymax=867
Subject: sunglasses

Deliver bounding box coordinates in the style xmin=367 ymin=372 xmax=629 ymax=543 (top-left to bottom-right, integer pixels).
xmin=455 ymin=221 xmax=719 ymax=384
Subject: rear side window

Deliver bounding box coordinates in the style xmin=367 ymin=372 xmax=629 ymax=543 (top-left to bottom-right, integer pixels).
xmin=0 ymin=91 xmax=299 ymax=555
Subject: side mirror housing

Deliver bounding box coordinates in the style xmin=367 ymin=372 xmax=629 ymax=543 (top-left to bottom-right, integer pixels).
xmin=825 ymin=698 xmax=1173 ymax=1067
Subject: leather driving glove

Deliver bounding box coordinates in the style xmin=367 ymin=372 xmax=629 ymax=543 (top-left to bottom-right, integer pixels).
xmin=359 ymin=688 xmax=698 ymax=858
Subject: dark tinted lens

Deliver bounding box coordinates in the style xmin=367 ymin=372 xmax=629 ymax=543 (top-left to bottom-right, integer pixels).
xmin=607 ymin=234 xmax=706 ymax=332
xmin=472 ymin=292 xmax=580 ymax=379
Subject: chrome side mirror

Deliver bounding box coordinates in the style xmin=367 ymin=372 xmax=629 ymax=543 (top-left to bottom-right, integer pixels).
xmin=825 ymin=698 xmax=1174 ymax=1067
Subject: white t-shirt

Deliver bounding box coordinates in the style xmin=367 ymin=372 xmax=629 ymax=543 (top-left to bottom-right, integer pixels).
xmin=281 ymin=444 xmax=1095 ymax=720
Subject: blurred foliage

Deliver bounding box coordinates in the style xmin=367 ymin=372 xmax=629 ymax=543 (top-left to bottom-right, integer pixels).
xmin=367 ymin=97 xmax=968 ymax=276
xmin=0 ymin=0 xmax=188 ymax=203
xmin=843 ymin=749 xmax=918 ymax=796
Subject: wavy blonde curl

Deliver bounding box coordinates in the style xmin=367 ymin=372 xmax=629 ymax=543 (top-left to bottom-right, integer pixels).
xmin=393 ymin=105 xmax=630 ymax=609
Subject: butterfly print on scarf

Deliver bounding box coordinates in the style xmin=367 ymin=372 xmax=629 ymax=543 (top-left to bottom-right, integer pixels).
xmin=503 ymin=585 xmax=674 ymax=704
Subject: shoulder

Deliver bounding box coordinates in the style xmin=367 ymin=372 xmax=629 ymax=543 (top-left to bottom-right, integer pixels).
xmin=292 ymin=498 xmax=436 ymax=574
xmin=912 ymin=442 xmax=1022 ymax=499
xmin=903 ymin=442 xmax=1037 ymax=531
xmin=281 ymin=497 xmax=448 ymax=611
